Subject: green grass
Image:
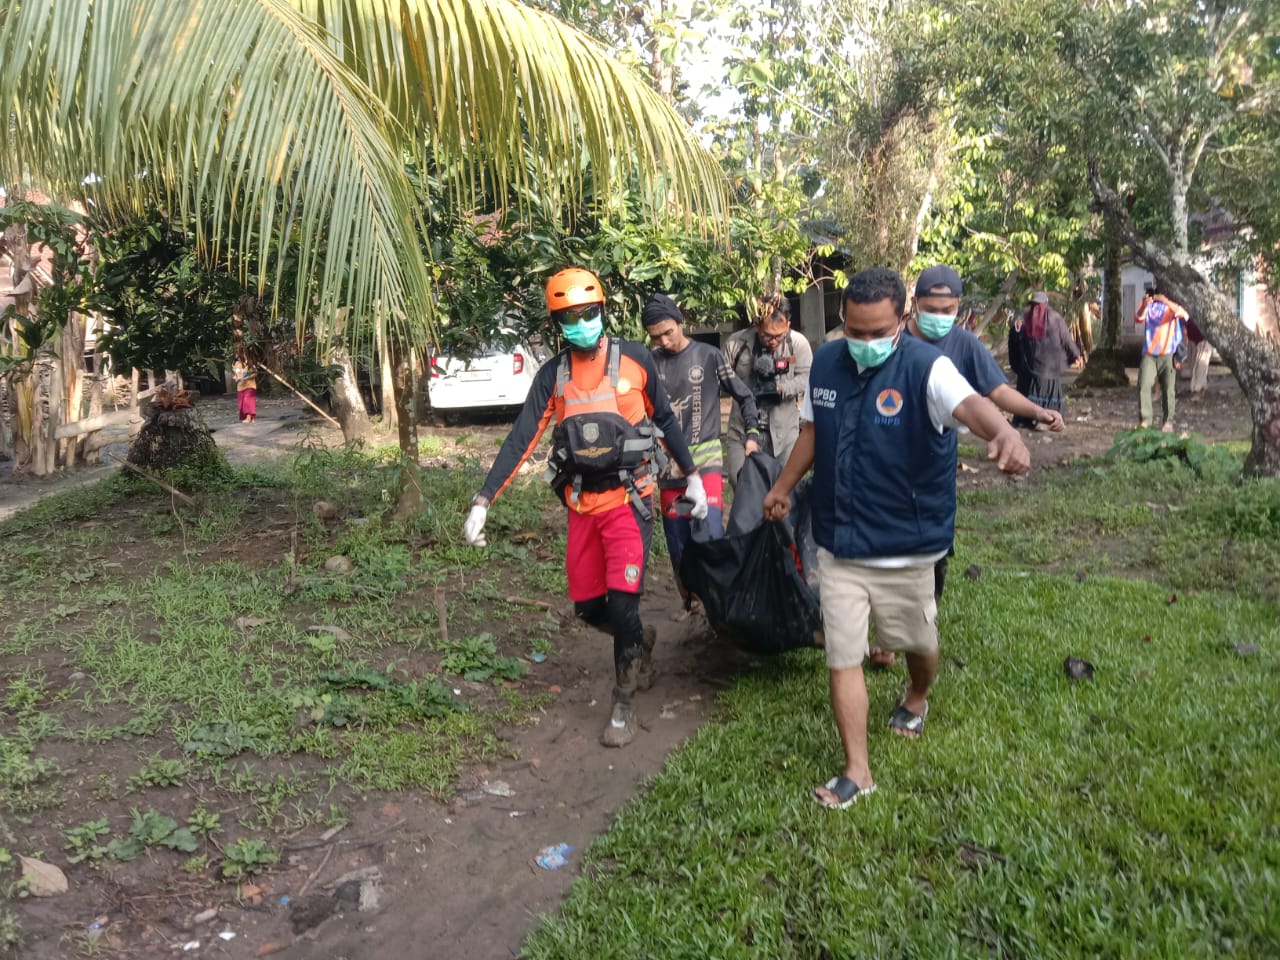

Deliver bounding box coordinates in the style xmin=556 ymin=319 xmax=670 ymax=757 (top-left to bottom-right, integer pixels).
xmin=525 ymin=445 xmax=1280 ymax=959
xmin=0 ymin=440 xmax=565 ymax=906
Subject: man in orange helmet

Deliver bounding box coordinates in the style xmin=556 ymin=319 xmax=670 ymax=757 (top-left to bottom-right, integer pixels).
xmin=462 ymin=267 xmax=706 ymax=747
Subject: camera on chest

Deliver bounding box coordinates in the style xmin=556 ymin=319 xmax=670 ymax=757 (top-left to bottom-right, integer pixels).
xmin=751 ymin=349 xmax=791 ymax=406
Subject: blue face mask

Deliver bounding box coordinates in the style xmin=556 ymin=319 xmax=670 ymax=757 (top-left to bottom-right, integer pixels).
xmin=561 ymin=316 xmax=603 ymax=349
xmin=846 ymin=326 xmax=901 ymax=368
xmin=553 ymin=303 xmax=605 ymax=349
xmin=917 ymin=310 xmax=956 ymax=340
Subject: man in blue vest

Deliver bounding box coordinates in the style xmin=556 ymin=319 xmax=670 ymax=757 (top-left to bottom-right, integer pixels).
xmin=762 ymin=267 xmax=1030 ymax=809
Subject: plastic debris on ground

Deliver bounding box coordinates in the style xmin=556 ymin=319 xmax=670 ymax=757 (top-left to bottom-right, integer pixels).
xmin=482 ymin=780 xmax=515 ymax=797
xmin=535 ymin=843 xmax=574 ymax=871
xmin=530 ymin=652 xmax=547 ymax=663
xmin=218 ymin=931 xmax=236 ymax=941
xmin=182 ymin=941 xmax=200 ymax=952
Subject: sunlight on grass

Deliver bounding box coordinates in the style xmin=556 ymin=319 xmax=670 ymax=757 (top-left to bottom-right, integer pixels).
xmin=525 ymin=445 xmax=1280 ymax=959
xmin=525 ymin=571 xmax=1280 ymax=958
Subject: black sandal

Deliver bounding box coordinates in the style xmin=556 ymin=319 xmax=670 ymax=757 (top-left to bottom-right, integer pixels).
xmin=888 ymin=701 xmax=928 ymax=737
xmin=812 ymin=776 xmax=877 ymax=809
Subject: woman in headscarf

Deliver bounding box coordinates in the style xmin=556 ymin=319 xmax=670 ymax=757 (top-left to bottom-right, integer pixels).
xmin=1007 ymin=291 xmax=1082 ymax=428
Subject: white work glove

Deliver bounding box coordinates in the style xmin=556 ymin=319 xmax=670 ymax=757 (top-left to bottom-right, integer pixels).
xmin=683 ymin=472 xmax=709 ymax=521
xmin=462 ymin=503 xmax=488 ymax=547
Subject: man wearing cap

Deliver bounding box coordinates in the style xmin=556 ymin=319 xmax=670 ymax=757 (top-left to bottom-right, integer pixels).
xmin=462 ymin=267 xmax=707 ymax=748
xmin=642 ymin=293 xmax=763 ymax=607
xmin=867 ymin=265 xmax=1067 ymax=668
xmin=722 ymin=295 xmax=812 ymax=489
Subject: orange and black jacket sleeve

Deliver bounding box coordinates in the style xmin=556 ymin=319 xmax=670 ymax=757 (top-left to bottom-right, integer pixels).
xmin=479 ymin=361 xmax=560 ymax=503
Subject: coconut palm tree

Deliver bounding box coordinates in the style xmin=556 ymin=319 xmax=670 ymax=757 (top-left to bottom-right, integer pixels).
xmin=0 ymin=0 xmax=728 ymax=489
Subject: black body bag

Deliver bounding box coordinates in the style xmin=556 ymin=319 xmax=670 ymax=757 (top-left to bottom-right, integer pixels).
xmin=679 ymin=453 xmax=823 ymax=654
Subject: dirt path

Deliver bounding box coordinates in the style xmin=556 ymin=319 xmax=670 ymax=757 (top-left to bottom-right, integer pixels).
xmin=0 ymin=396 xmax=342 ymax=521
xmin=3 ymin=366 xmax=1254 ymax=960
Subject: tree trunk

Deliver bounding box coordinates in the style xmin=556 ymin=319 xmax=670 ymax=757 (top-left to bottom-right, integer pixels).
xmin=1170 ymin=167 xmax=1190 ymax=263
xmin=328 ymin=346 xmax=372 ymax=444
xmin=1075 ymin=228 xmax=1128 ymax=387
xmin=647 ymin=2 xmax=676 ymax=106
xmin=377 ymin=317 xmax=397 ymax=429
xmin=0 ymin=376 xmax=8 ymax=464
xmin=1089 ymin=163 xmax=1280 ymax=474
xmin=80 ymin=375 xmax=106 ymax=464
xmin=391 ymin=341 xmax=423 ymax=518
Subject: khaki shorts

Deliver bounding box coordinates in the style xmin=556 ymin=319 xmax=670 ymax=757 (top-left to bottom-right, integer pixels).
xmin=817 ymin=547 xmax=939 ymax=670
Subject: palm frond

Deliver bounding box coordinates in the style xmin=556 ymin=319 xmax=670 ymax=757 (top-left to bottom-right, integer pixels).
xmin=0 ymin=0 xmax=728 ymax=353
xmin=293 ymin=0 xmax=730 ymax=228
xmin=0 ymin=0 xmax=432 ymax=345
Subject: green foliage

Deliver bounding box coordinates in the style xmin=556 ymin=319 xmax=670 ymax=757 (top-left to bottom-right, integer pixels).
xmin=0 ymin=736 xmax=59 ymax=814
xmin=292 ymin=665 xmax=462 ymax=727
xmin=220 ymin=839 xmax=279 ymax=881
xmin=1109 ymin=428 xmax=1238 ymax=479
xmin=127 ymin=755 xmax=192 ymax=791
xmin=0 ymin=904 xmax=21 ymax=955
xmin=187 ymin=807 xmax=221 ymax=837
xmin=105 ymin=808 xmax=198 ymax=861
xmin=87 ymin=206 xmax=251 ymax=374
xmin=439 ymin=634 xmax=528 ymax=683
xmin=64 ymin=818 xmax=111 ymax=865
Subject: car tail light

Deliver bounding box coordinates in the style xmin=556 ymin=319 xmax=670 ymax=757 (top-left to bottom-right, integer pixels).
xmin=428 ymin=355 xmax=440 ymax=378
xmin=513 ymin=352 xmax=524 ymax=375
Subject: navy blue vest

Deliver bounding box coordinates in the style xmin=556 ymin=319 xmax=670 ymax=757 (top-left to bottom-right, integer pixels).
xmin=808 ymin=335 xmax=958 ymax=559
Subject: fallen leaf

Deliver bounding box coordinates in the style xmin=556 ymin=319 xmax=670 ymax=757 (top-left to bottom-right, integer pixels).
xmin=964 ymin=564 xmax=981 ymax=580
xmin=256 ymin=942 xmax=290 ymax=958
xmin=1167 ymin=593 xmax=1178 ymax=605
xmin=19 ymin=856 xmax=67 ymax=897
xmin=547 ymin=685 xmax=562 ymax=694
xmin=235 ymin=616 xmax=265 ymax=630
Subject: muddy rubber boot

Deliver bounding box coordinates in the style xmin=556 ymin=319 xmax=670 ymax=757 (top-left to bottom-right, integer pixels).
xmin=599 ymin=697 xmax=637 ymax=748
xmin=602 ymin=652 xmax=641 ymax=748
xmin=636 ymin=625 xmax=657 ymax=691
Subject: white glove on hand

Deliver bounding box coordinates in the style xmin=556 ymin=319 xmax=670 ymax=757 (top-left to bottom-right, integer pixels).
xmin=683 ymin=472 xmax=709 ymax=521
xmin=462 ymin=503 xmax=488 ymax=546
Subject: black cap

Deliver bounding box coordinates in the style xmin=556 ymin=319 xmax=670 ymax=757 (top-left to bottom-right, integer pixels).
xmin=641 ymin=292 xmax=684 ymax=328
xmin=914 ymin=265 xmax=963 ymax=298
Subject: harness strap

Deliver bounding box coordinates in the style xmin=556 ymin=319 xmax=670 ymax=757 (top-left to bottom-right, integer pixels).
xmin=621 ymin=470 xmax=653 ymax=521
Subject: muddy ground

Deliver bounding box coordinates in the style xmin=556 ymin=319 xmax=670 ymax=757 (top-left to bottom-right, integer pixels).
xmin=1 ymin=362 xmax=1253 ymax=960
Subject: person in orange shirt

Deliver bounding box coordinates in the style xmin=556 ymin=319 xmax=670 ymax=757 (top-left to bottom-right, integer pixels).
xmin=462 ymin=267 xmax=706 ymax=747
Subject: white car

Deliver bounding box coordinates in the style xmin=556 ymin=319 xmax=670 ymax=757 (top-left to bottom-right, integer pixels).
xmin=427 ymin=332 xmax=547 ymax=414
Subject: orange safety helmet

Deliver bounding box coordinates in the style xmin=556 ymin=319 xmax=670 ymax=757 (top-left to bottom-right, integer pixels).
xmin=545 ymin=267 xmax=605 ymax=311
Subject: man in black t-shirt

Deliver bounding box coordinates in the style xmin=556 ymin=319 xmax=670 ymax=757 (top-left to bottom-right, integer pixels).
xmin=643 ymin=293 xmax=762 ymax=606
xmin=868 ymin=265 xmax=1065 ymax=669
